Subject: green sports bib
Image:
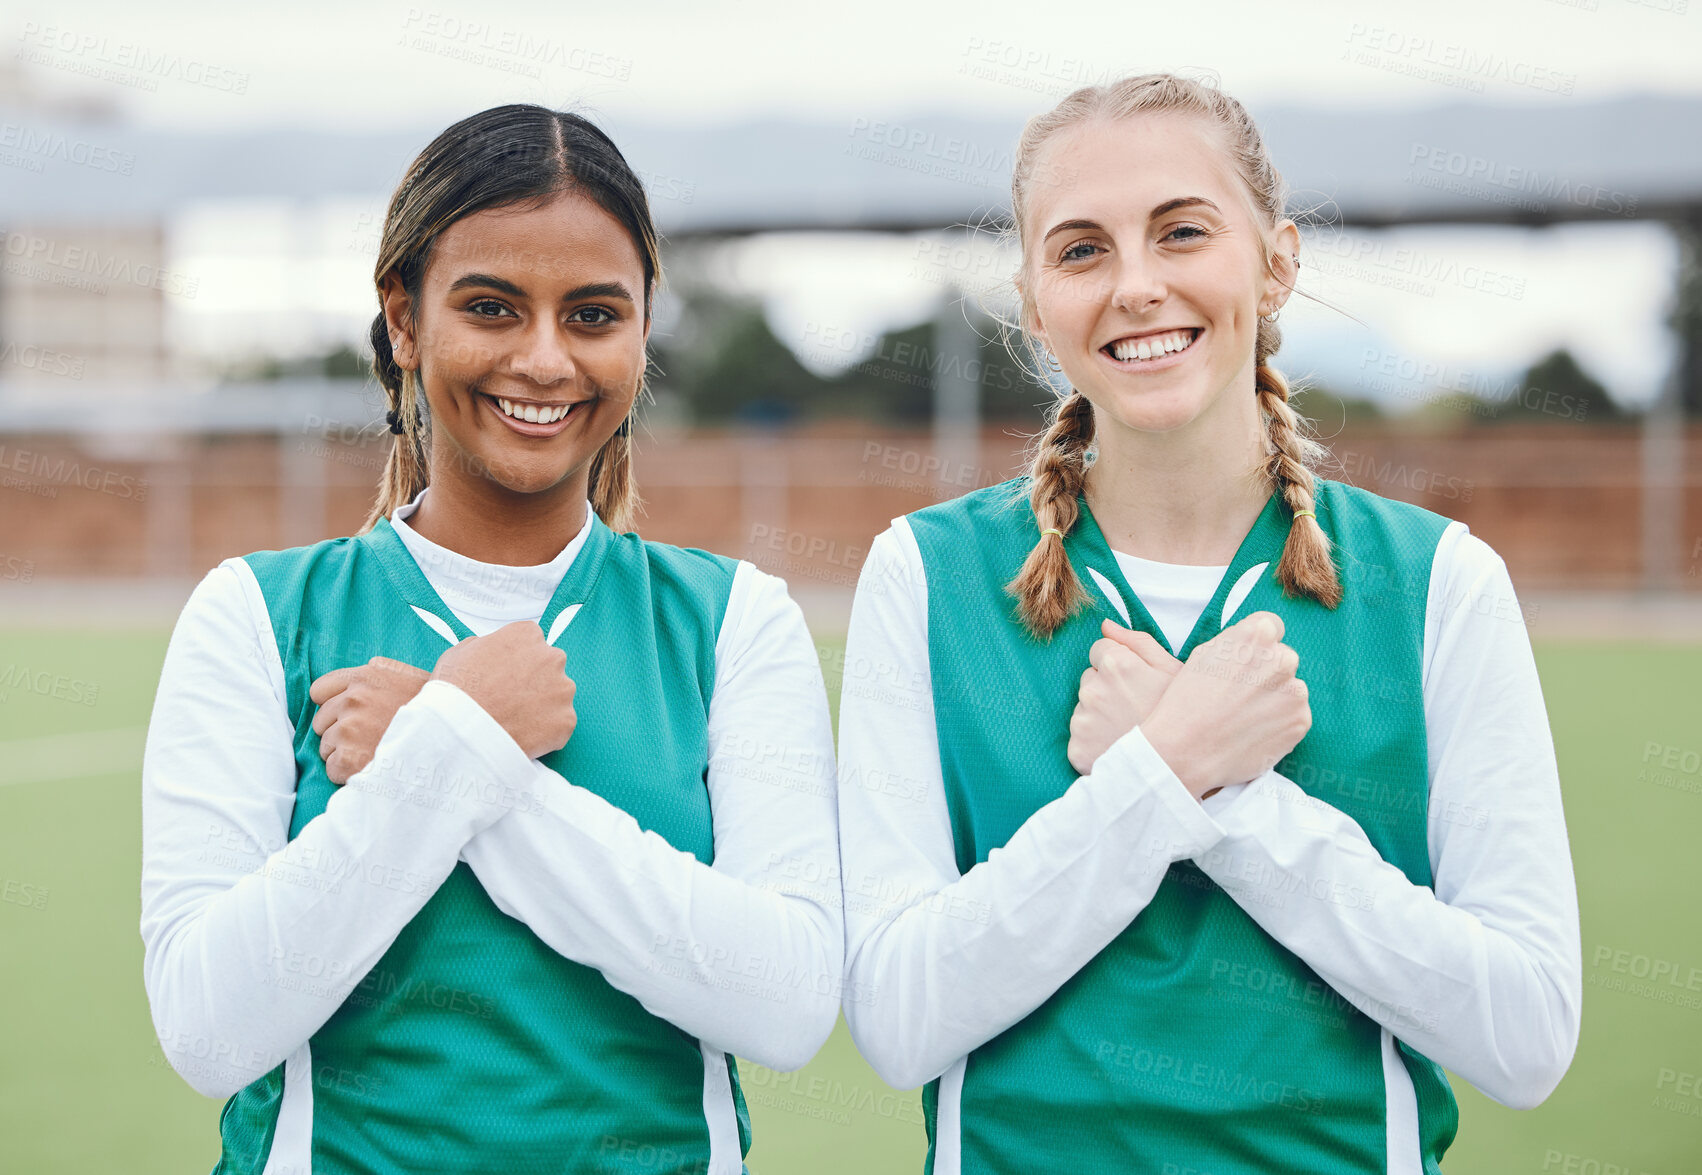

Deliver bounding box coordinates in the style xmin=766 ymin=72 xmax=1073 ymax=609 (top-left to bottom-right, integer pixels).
xmin=216 ymin=513 xmax=749 ymax=1174
xmin=907 ymin=477 xmax=1457 ymax=1175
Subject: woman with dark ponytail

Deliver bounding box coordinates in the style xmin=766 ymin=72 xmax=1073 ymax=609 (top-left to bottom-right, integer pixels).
xmin=141 ymin=105 xmax=840 ymax=1173
xmin=837 ymin=74 xmax=1580 ymax=1174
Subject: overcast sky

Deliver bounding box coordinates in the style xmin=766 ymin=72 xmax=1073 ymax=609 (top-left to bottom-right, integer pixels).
xmin=15 ymin=0 xmax=1702 ymax=132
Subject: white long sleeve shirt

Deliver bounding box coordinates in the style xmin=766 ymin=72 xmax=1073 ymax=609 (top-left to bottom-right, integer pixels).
xmin=836 ymin=513 xmax=1581 ymax=1174
xmin=140 ymin=489 xmax=843 ymax=1105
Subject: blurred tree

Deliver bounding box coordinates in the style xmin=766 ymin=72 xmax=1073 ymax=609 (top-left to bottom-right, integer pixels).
xmin=1290 ymin=383 xmax=1385 ymax=430
xmin=1670 ymin=219 xmax=1702 ymax=417
xmin=221 ymin=343 xmax=370 ymax=382
xmin=826 ymin=321 xmax=937 ymax=424
xmin=653 ymin=292 xmax=1055 ymax=425
xmin=1485 ymin=348 xmax=1631 ymax=425
xmin=651 ymin=292 xmax=831 ymax=424
xmin=321 ymin=344 xmax=369 ymax=379
xmin=828 ymin=317 xmax=1053 ymax=425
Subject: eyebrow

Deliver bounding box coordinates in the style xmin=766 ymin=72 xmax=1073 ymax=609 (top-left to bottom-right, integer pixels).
xmin=1041 ymin=196 xmax=1224 ymax=244
xmin=446 ymin=274 xmax=636 ymax=303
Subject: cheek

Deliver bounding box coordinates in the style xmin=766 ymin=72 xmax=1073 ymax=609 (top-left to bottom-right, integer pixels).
xmin=1034 ymin=277 xmax=1097 ymax=339
xmin=421 ymin=320 xmax=498 ymax=376
xmin=584 ymin=331 xmax=647 ymax=386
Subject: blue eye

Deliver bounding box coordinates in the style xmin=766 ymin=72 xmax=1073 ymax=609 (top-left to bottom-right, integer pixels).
xmin=1060 ymin=242 xmax=1099 ymax=262
xmin=1165 ymin=225 xmax=1207 ymax=243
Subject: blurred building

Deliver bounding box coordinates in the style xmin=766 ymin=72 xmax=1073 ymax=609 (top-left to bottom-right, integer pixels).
xmin=0 ymin=220 xmax=175 ymax=387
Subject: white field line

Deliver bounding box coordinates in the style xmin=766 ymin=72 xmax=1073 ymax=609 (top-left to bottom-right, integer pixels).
xmin=0 ymin=726 xmax=148 ymax=787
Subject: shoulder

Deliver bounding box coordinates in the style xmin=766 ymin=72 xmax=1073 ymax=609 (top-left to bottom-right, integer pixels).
xmin=1316 ymin=477 xmax=1455 ymax=538
xmin=906 ymin=476 xmax=1032 ymax=535
xmin=1315 ymin=478 xmax=1461 ymax=590
xmin=712 ymin=559 xmax=821 ymax=677
xmin=164 ymin=557 xmax=287 ymax=703
xmin=617 ymin=531 xmax=740 ymax=584
xmin=604 ymin=531 xmax=743 ymax=645
xmin=237 ymin=533 xmax=364 ymax=595
xmin=1428 ymin=521 xmax=1522 ymax=615
xmin=904 ymin=477 xmax=1039 ymax=583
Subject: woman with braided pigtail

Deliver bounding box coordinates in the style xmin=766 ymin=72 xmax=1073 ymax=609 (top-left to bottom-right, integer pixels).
xmin=837 ymin=73 xmax=1579 ymax=1174
xmin=142 ymin=105 xmax=841 ymax=1173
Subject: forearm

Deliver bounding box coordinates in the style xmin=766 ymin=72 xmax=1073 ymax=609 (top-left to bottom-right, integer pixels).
xmin=141 ymin=682 xmax=536 ymax=1097
xmin=1194 ymin=769 xmax=1579 ymax=1108
xmin=842 ymin=727 xmax=1223 ymax=1090
xmin=463 ymin=765 xmax=842 ymax=1072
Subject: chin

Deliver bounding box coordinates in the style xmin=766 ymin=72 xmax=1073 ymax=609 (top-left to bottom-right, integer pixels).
xmin=1092 ymin=383 xmax=1209 ymax=436
xmin=472 ymin=454 xmax=571 ymax=496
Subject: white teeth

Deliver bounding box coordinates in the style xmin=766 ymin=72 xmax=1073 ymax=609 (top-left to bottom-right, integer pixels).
xmin=1110 ymin=330 xmax=1197 ymax=362
xmin=495 ymin=397 xmax=574 ymax=424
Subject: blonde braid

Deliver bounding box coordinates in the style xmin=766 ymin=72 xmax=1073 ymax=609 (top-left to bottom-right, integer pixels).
xmin=1007 ymin=390 xmax=1096 ymax=639
xmin=1255 ymin=317 xmax=1341 ymax=607
xmin=1003 ymin=72 xmax=1345 ymax=615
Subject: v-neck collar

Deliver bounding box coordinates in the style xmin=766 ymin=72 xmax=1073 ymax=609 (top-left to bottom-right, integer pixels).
xmin=358 ymin=508 xmax=615 ymax=645
xmin=1065 ymin=489 xmax=1294 ymax=660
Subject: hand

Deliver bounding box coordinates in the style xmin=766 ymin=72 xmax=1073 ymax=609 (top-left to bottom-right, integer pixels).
xmin=429 ymin=621 xmax=577 ymax=759
xmin=1140 ymin=611 xmax=1312 ymax=801
xmin=309 ymin=657 xmax=432 ymax=785
xmin=1067 ymin=619 xmax=1182 ymax=775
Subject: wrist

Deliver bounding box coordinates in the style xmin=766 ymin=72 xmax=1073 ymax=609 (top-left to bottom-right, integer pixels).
xmin=428 ymin=666 xmax=479 ymax=706
xmin=1139 ymin=716 xmax=1217 ymax=801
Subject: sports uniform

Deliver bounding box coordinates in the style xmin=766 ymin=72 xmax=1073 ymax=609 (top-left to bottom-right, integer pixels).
xmin=141 ymin=486 xmax=841 ymax=1174
xmin=837 ymin=476 xmax=1580 ymax=1175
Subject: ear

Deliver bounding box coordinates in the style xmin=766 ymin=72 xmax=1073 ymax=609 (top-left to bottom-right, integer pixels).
xmin=1263 ymin=220 xmax=1302 ymax=315
xmin=1019 ymin=282 xmax=1053 ymax=358
xmin=379 ymin=274 xmax=419 ymax=372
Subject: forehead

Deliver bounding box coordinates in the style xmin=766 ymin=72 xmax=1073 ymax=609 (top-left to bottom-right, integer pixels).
xmin=1025 ymin=111 xmax=1246 ymax=234
xmin=426 ymin=189 xmax=644 ymax=287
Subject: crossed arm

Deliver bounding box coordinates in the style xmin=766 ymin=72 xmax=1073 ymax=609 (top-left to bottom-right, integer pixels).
xmin=140 ymin=557 xmax=842 ymax=1099
xmin=836 ymin=518 xmax=1581 ymax=1105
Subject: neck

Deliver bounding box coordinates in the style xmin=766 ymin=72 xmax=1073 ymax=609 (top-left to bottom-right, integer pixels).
xmin=1084 ymin=380 xmax=1272 ymax=566
xmin=404 ymin=461 xmax=592 ymax=567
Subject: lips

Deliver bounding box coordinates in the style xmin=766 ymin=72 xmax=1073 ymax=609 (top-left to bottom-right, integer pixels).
xmin=479 ymin=392 xmax=587 ymax=437
xmin=1102 ymin=327 xmax=1202 ymax=363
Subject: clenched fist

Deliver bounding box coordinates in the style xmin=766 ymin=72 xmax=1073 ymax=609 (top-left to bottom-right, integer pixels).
xmin=1140 ymin=611 xmax=1312 ymax=800
xmin=1067 ymin=619 xmax=1182 ymax=774
xmin=309 ymin=657 xmax=432 ymax=784
xmin=429 ymin=621 xmax=578 ymax=759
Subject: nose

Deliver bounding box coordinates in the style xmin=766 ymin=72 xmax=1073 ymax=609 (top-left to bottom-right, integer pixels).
xmin=509 ymin=318 xmax=576 ymax=387
xmin=1108 ymin=247 xmax=1164 ymax=315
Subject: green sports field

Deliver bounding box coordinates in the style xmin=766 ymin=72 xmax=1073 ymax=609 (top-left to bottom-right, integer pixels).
xmin=1 ymin=629 xmax=1698 ymax=1173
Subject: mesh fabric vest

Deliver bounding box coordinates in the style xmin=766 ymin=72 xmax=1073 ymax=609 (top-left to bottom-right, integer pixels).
xmin=212 ymin=512 xmax=750 ymax=1174
xmin=906 ymin=477 xmax=1457 ymax=1175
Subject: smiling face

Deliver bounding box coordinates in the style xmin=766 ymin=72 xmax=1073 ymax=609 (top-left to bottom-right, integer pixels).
xmin=382 ymin=188 xmax=650 ymax=502
xmin=1022 ymin=112 xmax=1297 ymax=440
